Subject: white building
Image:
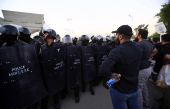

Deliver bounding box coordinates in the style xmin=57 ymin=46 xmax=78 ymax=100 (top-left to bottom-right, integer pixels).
xmin=0 ymin=10 xmax=44 ymax=34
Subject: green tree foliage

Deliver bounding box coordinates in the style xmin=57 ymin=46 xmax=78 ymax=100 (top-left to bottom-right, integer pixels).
xmin=134 ymin=24 xmax=149 ymax=33
xmin=131 ymin=35 xmax=135 ymax=39
xmin=155 ymin=3 xmax=170 ymax=33
xmin=150 ymin=32 xmax=160 ymax=38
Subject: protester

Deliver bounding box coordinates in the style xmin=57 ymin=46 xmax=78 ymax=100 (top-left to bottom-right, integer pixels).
xmin=153 ymin=34 xmax=170 ymax=109
xmin=100 ymin=25 xmax=142 ymax=109
xmin=134 ymin=29 xmax=153 ymax=109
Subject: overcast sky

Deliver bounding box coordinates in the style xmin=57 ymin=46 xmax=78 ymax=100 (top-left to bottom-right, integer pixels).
xmin=0 ymin=0 xmax=168 ymax=37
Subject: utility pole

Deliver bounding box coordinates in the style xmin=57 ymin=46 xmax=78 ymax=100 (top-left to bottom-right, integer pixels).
xmin=129 ymin=15 xmax=133 ymax=28
xmin=67 ymin=19 xmax=72 ymax=35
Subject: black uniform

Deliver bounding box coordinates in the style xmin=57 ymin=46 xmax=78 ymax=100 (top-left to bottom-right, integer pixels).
xmin=40 ymin=29 xmax=64 ymax=109
xmin=0 ymin=25 xmax=46 ymax=109
xmin=80 ymin=35 xmax=96 ymax=95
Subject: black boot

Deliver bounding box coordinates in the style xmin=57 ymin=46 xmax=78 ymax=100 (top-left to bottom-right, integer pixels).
xmin=75 ymin=97 xmax=80 ymax=103
xmin=89 ymin=81 xmax=95 ymax=95
xmin=74 ymin=86 xmax=80 ymax=103
xmin=53 ymin=92 xmax=61 ymax=109
xmin=90 ymin=87 xmax=95 ymax=95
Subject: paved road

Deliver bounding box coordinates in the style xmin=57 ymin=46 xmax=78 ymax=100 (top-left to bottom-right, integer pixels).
xmin=39 ymin=80 xmax=163 ymax=109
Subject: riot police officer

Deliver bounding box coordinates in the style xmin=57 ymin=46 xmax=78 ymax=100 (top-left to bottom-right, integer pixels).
xmin=19 ymin=27 xmax=41 ymax=55
xmin=80 ymin=35 xmax=96 ymax=95
xmin=41 ymin=29 xmax=57 ymax=50
xmin=95 ymin=35 xmax=104 ymax=46
xmin=38 ymin=29 xmax=50 ymax=45
xmin=89 ymin=35 xmax=97 ymax=46
xmin=0 ymin=25 xmax=27 ymax=47
xmin=104 ymin=36 xmax=111 ymax=45
xmin=0 ymin=24 xmax=46 ymax=109
xmin=33 ymin=33 xmax=41 ymax=40
xmin=62 ymin=35 xmax=81 ymax=103
xmin=54 ymin=34 xmax=62 ymax=46
xmin=72 ymin=36 xmax=78 ymax=45
xmin=107 ymin=36 xmax=116 ymax=52
xmin=41 ymin=29 xmax=65 ymax=109
xmin=94 ymin=35 xmax=109 ymax=88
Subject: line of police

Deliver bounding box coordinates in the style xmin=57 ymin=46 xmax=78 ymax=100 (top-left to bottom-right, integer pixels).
xmin=0 ymin=24 xmax=116 ymax=109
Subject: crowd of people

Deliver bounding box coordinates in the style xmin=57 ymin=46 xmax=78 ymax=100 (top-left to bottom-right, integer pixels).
xmin=0 ymin=24 xmax=170 ymax=109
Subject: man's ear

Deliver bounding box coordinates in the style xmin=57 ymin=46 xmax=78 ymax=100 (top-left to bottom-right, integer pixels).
xmin=119 ymin=35 xmax=123 ymax=40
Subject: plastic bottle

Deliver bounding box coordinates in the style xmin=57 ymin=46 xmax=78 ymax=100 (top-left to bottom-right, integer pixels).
xmin=106 ymin=74 xmax=121 ymax=87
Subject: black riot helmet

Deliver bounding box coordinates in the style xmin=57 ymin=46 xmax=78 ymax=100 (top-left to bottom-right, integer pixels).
xmin=63 ymin=35 xmax=72 ymax=44
xmin=81 ymin=35 xmax=90 ymax=46
xmin=97 ymin=35 xmax=103 ymax=41
xmin=72 ymin=36 xmax=77 ymax=40
xmin=110 ymin=36 xmax=116 ymax=41
xmin=33 ymin=33 xmax=40 ymax=39
xmin=72 ymin=36 xmax=78 ymax=45
xmin=96 ymin=35 xmax=103 ymax=44
xmin=56 ymin=34 xmax=60 ymax=39
xmin=39 ymin=29 xmax=44 ymax=37
xmin=0 ymin=24 xmax=19 ymax=45
xmin=46 ymin=29 xmax=56 ymax=39
xmin=80 ymin=35 xmax=90 ymax=41
xmin=55 ymin=34 xmax=60 ymax=42
xmin=22 ymin=27 xmax=31 ymax=35
xmin=106 ymin=36 xmax=111 ymax=42
xmin=50 ymin=29 xmax=56 ymax=38
xmin=91 ymin=35 xmax=97 ymax=43
xmin=107 ymin=36 xmax=116 ymax=45
xmin=39 ymin=29 xmax=51 ymax=37
xmin=19 ymin=27 xmax=31 ymax=43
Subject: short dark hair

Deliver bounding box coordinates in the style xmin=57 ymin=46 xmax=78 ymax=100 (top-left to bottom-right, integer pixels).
xmin=161 ymin=34 xmax=170 ymax=42
xmin=152 ymin=37 xmax=160 ymax=43
xmin=138 ymin=29 xmax=148 ymax=39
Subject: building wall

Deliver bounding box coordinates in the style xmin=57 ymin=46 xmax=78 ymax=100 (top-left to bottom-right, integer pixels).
xmin=0 ymin=10 xmax=44 ymax=34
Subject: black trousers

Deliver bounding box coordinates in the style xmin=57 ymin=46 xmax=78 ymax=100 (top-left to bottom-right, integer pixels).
xmin=73 ymin=86 xmax=79 ymax=98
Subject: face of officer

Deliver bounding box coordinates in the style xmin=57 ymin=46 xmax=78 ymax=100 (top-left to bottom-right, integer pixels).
xmin=64 ymin=37 xmax=72 ymax=45
xmin=41 ymin=32 xmax=49 ymax=40
xmin=44 ymin=33 xmax=49 ymax=37
xmin=97 ymin=39 xmax=103 ymax=44
xmin=19 ymin=34 xmax=30 ymax=43
xmin=73 ymin=38 xmax=77 ymax=44
xmin=46 ymin=36 xmax=54 ymax=45
xmin=34 ymin=36 xmax=40 ymax=40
